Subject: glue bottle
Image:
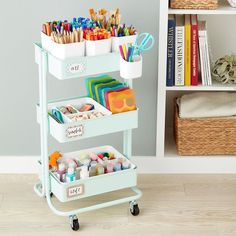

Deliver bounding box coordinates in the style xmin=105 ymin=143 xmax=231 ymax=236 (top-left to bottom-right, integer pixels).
xmin=66 ymin=167 xmax=76 ymax=183
xmin=80 ymin=166 xmax=89 ymax=179
xmin=56 ymin=163 xmax=66 ymax=182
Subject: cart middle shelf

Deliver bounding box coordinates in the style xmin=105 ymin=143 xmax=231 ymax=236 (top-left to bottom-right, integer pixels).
xmin=36 ymin=97 xmax=138 ymax=143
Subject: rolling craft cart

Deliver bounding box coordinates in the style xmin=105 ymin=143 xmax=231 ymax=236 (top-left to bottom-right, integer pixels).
xmin=33 ymin=42 xmax=142 ymax=231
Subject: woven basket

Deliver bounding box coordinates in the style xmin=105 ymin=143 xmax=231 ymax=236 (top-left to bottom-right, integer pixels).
xmin=174 ymin=101 xmax=236 ymax=156
xmin=170 ymin=0 xmax=218 ymax=9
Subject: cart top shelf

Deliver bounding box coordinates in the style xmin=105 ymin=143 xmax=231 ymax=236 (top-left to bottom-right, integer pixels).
xmin=34 ymin=43 xmax=120 ymax=80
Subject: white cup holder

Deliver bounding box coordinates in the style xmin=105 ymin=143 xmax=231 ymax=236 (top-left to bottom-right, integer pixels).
xmin=120 ymin=55 xmax=142 ymax=79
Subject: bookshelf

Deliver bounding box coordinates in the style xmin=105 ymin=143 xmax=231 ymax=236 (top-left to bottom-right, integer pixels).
xmin=166 ymin=82 xmax=236 ymax=91
xmin=156 ymin=0 xmax=236 ymax=165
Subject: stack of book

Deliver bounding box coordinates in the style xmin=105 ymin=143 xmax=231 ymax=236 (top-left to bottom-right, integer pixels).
xmin=166 ymin=14 xmax=212 ymax=87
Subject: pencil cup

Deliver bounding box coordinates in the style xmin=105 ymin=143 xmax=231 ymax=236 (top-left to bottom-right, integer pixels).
xmin=120 ymin=55 xmax=142 ymax=79
xmin=86 ymin=38 xmax=111 ymax=56
xmin=112 ymin=35 xmax=137 ymax=52
xmin=41 ymin=32 xmax=85 ymax=59
xmin=41 ymin=32 xmax=52 ymax=52
xmin=50 ymin=41 xmax=85 ymax=59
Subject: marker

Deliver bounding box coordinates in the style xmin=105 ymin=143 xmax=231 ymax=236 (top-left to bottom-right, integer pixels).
xmin=123 ymin=44 xmax=127 ymax=60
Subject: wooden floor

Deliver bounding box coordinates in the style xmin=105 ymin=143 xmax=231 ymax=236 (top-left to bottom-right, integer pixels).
xmin=1 ymin=174 xmax=236 ymax=236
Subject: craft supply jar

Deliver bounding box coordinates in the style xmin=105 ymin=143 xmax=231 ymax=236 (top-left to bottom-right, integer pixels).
xmin=112 ymin=35 xmax=137 ymax=52
xmin=41 ymin=32 xmax=85 ymax=59
xmin=85 ymin=38 xmax=112 ymax=56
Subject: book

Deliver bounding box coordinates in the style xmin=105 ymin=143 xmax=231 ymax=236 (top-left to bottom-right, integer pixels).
xmin=184 ymin=15 xmax=191 ymax=86
xmin=190 ymin=15 xmax=199 ymax=86
xmin=175 ymin=15 xmax=185 ymax=86
xmin=166 ymin=14 xmax=175 ymax=87
xmin=198 ymin=21 xmax=212 ymax=86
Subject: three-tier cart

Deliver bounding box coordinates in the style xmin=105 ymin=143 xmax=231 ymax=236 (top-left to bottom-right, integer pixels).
xmin=34 ymin=42 xmax=142 ymax=231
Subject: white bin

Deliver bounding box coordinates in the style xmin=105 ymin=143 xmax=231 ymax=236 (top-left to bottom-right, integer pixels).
xmin=41 ymin=32 xmax=85 ymax=59
xmin=112 ymin=35 xmax=137 ymax=52
xmin=86 ymin=38 xmax=111 ymax=56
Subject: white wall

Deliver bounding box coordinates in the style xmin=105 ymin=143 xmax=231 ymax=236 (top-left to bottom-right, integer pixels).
xmin=0 ymin=0 xmax=158 ymax=156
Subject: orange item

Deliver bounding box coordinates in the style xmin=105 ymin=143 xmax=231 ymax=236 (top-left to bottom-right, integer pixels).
xmin=108 ymin=89 xmax=136 ymax=114
xmin=49 ymin=151 xmax=62 ymax=169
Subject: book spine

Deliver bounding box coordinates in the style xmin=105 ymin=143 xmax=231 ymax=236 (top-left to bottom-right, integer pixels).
xmin=175 ymin=26 xmax=185 ymax=86
xmin=184 ymin=22 xmax=191 ymax=86
xmin=166 ymin=19 xmax=175 ymax=86
xmin=204 ymin=33 xmax=212 ymax=86
xmin=199 ymin=35 xmax=206 ymax=86
xmin=191 ymin=23 xmax=198 ymax=85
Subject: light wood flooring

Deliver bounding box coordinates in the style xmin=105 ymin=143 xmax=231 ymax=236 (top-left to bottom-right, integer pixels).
xmin=0 ymin=174 xmax=236 ymax=236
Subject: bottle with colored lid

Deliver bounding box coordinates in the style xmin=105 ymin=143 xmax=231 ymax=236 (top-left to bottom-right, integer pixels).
xmin=66 ymin=167 xmax=76 ymax=183
xmin=56 ymin=163 xmax=66 ymax=182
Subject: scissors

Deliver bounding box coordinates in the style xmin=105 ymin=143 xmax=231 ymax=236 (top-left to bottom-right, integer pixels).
xmin=52 ymin=109 xmax=64 ymax=124
xmin=134 ymin=32 xmax=155 ymax=55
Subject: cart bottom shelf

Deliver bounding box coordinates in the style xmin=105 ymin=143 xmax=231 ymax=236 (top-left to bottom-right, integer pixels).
xmin=38 ymin=145 xmax=137 ymax=202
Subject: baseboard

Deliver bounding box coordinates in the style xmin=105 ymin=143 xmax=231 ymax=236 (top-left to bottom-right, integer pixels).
xmin=1 ymin=156 xmax=236 ymax=174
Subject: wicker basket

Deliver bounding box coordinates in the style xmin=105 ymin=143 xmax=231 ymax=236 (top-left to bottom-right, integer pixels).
xmin=170 ymin=0 xmax=218 ymax=9
xmin=174 ymin=101 xmax=236 ymax=156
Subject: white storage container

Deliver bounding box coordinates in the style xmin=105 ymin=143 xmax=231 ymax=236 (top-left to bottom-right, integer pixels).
xmin=86 ymin=38 xmax=111 ymax=56
xmin=112 ymin=35 xmax=137 ymax=52
xmin=41 ymin=32 xmax=52 ymax=52
xmin=41 ymin=32 xmax=85 ymax=59
xmin=120 ymin=55 xmax=142 ymax=79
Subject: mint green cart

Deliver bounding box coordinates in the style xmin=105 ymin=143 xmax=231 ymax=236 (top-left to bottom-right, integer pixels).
xmin=34 ymin=43 xmax=142 ymax=231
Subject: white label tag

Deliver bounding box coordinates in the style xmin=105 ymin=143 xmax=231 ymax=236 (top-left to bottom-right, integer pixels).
xmin=67 ymin=185 xmax=84 ymax=198
xmin=68 ymin=63 xmax=85 ymax=74
xmin=66 ymin=125 xmax=84 ymax=138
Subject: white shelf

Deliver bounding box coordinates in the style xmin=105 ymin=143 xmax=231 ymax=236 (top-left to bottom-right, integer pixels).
xmin=168 ymin=0 xmax=236 ymax=15
xmin=166 ymin=83 xmax=236 ymax=91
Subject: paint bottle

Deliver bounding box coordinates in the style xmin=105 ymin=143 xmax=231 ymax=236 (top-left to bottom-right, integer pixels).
xmin=96 ymin=164 xmax=105 ymax=175
xmin=114 ymin=162 xmax=122 ymax=172
xmin=66 ymin=167 xmax=76 ymax=183
xmin=80 ymin=166 xmax=89 ymax=179
xmin=89 ymin=166 xmax=97 ymax=177
xmin=67 ymin=159 xmax=77 ymax=169
xmin=89 ymin=152 xmax=98 ymax=161
xmin=106 ymin=163 xmax=114 ymax=173
xmin=122 ymin=160 xmax=130 ymax=170
xmin=56 ymin=163 xmax=66 ymax=182
xmin=81 ymin=158 xmax=91 ymax=167
xmin=75 ymin=167 xmax=81 ymax=180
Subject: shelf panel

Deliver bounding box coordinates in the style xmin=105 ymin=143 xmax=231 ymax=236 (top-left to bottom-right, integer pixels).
xmin=166 ymin=83 xmax=236 ymax=91
xmin=34 ymin=42 xmax=120 ymax=80
xmin=168 ymin=0 xmax=236 ymax=15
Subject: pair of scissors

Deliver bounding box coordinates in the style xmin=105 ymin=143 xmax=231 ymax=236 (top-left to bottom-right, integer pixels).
xmin=52 ymin=109 xmax=64 ymax=124
xmin=134 ymin=32 xmax=155 ymax=55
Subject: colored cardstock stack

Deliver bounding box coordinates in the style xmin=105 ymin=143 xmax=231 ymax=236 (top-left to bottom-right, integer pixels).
xmin=86 ymin=75 xmax=137 ymax=114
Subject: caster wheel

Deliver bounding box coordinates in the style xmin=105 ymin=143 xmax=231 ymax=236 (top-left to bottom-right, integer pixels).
xmin=70 ymin=216 xmax=80 ymax=231
xmin=44 ymin=193 xmax=53 ymax=198
xmin=130 ymin=204 xmax=140 ymax=216
xmin=71 ymin=219 xmax=80 ymax=231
